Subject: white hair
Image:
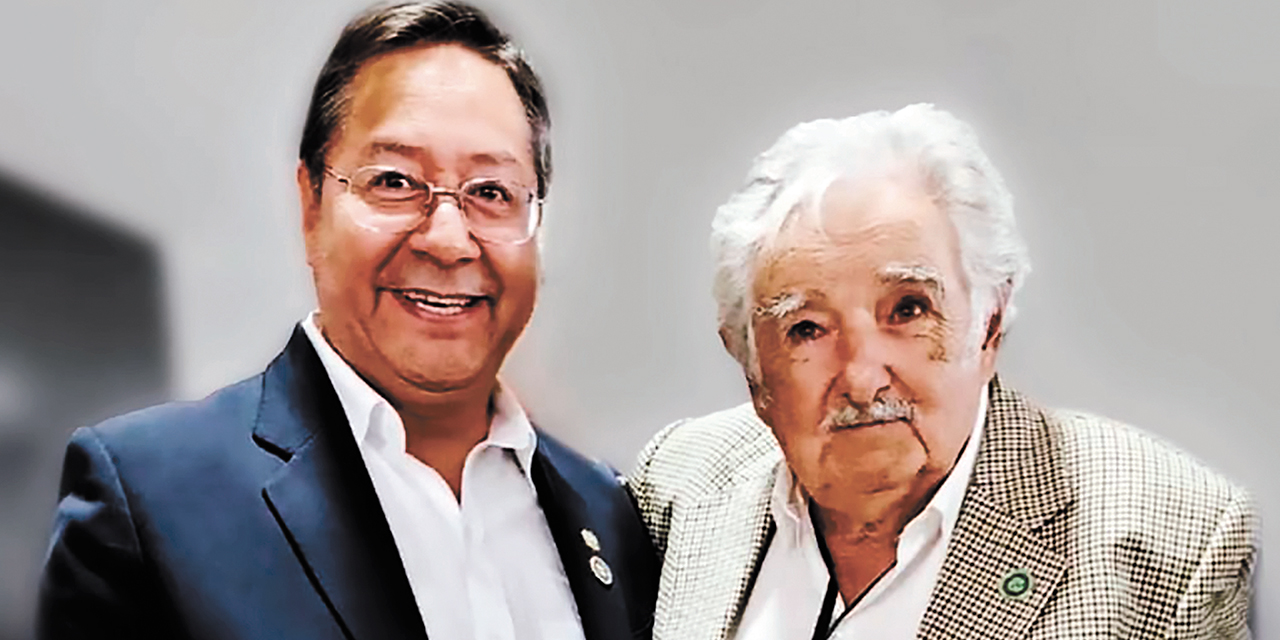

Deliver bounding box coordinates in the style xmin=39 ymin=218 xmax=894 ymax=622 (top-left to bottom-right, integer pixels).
xmin=711 ymin=103 xmax=1031 ymax=380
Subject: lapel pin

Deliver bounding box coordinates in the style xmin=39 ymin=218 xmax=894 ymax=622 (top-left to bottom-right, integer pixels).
xmin=589 ymin=554 xmax=614 ymax=587
xmin=580 ymin=528 xmax=601 ymax=552
xmin=1000 ymin=569 xmax=1033 ymax=601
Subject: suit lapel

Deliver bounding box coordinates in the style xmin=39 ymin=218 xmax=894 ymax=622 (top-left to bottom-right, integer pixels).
xmin=255 ymin=328 xmax=427 ymax=640
xmin=917 ymin=377 xmax=1072 ymax=639
xmin=657 ymin=452 xmax=779 ymax=640
xmin=530 ymin=440 xmax=635 ymax=640
xmin=917 ymin=493 xmax=1066 ymax=638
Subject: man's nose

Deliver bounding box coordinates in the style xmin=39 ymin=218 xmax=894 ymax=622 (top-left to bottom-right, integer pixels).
xmin=406 ymin=198 xmax=482 ymax=265
xmin=834 ymin=319 xmax=892 ymax=406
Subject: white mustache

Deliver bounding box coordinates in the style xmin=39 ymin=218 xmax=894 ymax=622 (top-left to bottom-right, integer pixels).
xmin=821 ymin=397 xmax=915 ymax=430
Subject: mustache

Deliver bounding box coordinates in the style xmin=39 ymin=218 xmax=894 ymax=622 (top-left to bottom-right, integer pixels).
xmin=821 ymin=397 xmax=915 ymax=430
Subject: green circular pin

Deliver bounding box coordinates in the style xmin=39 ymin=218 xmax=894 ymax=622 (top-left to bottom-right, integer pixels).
xmin=1000 ymin=569 xmax=1033 ymax=600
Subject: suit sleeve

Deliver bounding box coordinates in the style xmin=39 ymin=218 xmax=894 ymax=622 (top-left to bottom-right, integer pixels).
xmin=1167 ymin=487 xmax=1259 ymax=640
xmin=37 ymin=427 xmax=164 ymax=640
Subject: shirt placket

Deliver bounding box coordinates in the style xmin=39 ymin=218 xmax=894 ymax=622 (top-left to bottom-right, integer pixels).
xmin=462 ymin=446 xmax=519 ymax=640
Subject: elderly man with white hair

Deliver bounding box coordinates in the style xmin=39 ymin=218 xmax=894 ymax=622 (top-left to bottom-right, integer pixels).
xmin=628 ymin=104 xmax=1257 ymax=639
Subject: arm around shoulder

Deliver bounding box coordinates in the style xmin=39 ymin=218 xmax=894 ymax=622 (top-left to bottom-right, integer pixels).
xmin=37 ymin=427 xmax=167 ymax=640
xmin=1168 ymin=486 xmax=1260 ymax=640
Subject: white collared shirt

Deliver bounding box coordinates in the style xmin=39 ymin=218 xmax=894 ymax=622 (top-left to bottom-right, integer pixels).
xmin=301 ymin=314 xmax=586 ymax=640
xmin=734 ymin=390 xmax=988 ymax=640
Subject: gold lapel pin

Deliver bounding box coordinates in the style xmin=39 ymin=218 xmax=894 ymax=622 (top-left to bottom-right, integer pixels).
xmin=1000 ymin=569 xmax=1033 ymax=600
xmin=580 ymin=528 xmax=601 ymax=552
xmin=589 ymin=555 xmax=614 ymax=587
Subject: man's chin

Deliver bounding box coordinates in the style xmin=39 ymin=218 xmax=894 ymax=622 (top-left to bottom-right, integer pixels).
xmin=398 ymin=364 xmax=493 ymax=395
xmin=813 ymin=438 xmax=927 ymax=482
xmin=375 ymin=338 xmax=500 ymax=389
xmin=368 ymin=347 xmax=496 ymax=398
xmin=808 ymin=460 xmax=927 ymax=500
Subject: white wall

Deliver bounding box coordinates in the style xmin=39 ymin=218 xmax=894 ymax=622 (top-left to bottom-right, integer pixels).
xmin=1 ymin=0 xmax=1275 ymax=632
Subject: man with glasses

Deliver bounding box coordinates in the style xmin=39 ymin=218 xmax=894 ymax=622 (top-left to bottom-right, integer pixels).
xmin=37 ymin=3 xmax=658 ymax=639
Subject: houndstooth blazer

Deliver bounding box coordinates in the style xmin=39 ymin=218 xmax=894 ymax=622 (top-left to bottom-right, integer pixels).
xmin=628 ymin=377 xmax=1258 ymax=639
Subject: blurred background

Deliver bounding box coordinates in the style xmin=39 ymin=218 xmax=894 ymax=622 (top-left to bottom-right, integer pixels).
xmin=1 ymin=0 xmax=1276 ymax=636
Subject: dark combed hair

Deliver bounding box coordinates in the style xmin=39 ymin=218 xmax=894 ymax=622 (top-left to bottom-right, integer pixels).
xmin=299 ymin=1 xmax=552 ymax=198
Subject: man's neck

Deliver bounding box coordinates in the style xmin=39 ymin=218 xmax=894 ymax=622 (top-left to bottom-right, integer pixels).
xmin=810 ymin=469 xmax=947 ymax=604
xmin=396 ymin=391 xmax=495 ymax=500
xmin=310 ymin=314 xmax=500 ymax=498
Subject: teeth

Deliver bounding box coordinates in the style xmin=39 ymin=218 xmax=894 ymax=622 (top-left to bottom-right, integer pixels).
xmin=397 ymin=290 xmax=482 ymax=311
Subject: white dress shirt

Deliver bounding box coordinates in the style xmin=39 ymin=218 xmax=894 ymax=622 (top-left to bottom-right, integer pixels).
xmin=302 ymin=314 xmax=586 ymax=640
xmin=734 ymin=390 xmax=988 ymax=640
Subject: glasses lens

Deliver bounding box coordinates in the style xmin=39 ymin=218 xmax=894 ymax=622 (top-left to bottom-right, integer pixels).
xmin=461 ymin=179 xmax=538 ymax=243
xmin=347 ymin=167 xmax=426 ymax=232
xmin=354 ymin=167 xmax=424 ymax=205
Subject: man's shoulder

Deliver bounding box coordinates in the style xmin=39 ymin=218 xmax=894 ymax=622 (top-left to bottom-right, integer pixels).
xmin=536 ymin=428 xmax=627 ymax=495
xmin=1041 ymin=406 xmax=1250 ymax=507
xmin=83 ymin=373 xmax=266 ymax=469
xmin=632 ymin=403 xmax=781 ymax=500
xmin=995 ymin=398 xmax=1259 ymax=624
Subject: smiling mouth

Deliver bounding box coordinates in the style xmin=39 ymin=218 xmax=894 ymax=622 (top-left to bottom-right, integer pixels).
xmin=390 ymin=288 xmax=491 ymax=316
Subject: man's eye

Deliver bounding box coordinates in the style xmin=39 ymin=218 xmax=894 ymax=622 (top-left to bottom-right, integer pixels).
xmin=786 ymin=320 xmax=826 ymax=342
xmin=466 ymin=181 xmax=515 ymax=204
xmin=368 ymin=171 xmax=416 ymax=191
xmin=890 ymin=296 xmax=931 ymax=323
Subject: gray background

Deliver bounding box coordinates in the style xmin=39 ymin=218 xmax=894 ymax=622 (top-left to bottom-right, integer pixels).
xmin=0 ymin=0 xmax=1274 ymax=635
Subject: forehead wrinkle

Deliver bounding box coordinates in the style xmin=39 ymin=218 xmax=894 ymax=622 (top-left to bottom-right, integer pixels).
xmin=878 ymin=263 xmax=946 ymax=300
xmin=366 ymin=140 xmax=525 ymax=161
xmin=359 ymin=141 xmax=531 ymax=180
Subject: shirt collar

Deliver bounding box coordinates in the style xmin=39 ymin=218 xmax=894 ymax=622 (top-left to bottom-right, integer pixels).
xmin=300 ymin=312 xmax=538 ymax=479
xmin=770 ymin=385 xmax=989 ymax=542
xmin=488 ymin=376 xmax=539 ymax=476
xmin=302 ymin=312 xmax=381 ymax=446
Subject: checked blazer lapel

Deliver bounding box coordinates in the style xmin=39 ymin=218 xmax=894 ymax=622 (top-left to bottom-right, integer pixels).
xmin=917 ymin=377 xmax=1072 ymax=639
xmin=255 ymin=328 xmax=428 ymax=640
xmin=654 ymin=448 xmax=780 ymax=640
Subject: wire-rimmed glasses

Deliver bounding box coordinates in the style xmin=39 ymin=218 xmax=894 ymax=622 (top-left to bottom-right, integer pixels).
xmin=326 ymin=165 xmax=542 ymax=244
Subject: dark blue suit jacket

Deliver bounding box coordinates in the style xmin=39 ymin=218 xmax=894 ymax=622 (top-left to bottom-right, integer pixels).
xmin=37 ymin=328 xmax=659 ymax=640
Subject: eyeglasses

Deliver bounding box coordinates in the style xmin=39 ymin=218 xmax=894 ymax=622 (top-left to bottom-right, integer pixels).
xmin=325 ymin=165 xmax=542 ymax=244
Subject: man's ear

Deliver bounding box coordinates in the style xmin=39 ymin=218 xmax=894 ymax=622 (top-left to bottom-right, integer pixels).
xmin=980 ymin=279 xmax=1013 ymax=354
xmin=297 ymin=162 xmax=324 ymax=269
xmin=297 ymin=161 xmax=321 ymax=234
xmin=717 ymin=325 xmax=734 ymax=354
xmin=982 ymin=309 xmax=1004 ymax=351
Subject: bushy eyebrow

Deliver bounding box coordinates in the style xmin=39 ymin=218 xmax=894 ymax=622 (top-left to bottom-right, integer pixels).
xmin=367 ymin=141 xmax=421 ymax=158
xmin=754 ymin=291 xmax=807 ymax=320
xmin=877 ymin=263 xmax=945 ymax=300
